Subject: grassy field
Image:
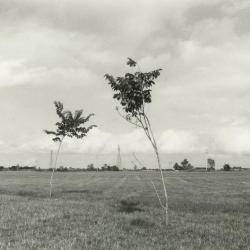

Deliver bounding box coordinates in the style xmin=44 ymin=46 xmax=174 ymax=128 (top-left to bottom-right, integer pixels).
xmin=0 ymin=171 xmax=249 ymax=250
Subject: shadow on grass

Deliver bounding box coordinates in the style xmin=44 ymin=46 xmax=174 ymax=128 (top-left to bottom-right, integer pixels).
xmin=170 ymin=198 xmax=250 ymax=214
xmin=17 ymin=190 xmax=40 ymax=197
xmin=0 ymin=189 xmax=49 ymax=198
xmin=118 ymin=199 xmax=144 ymax=213
xmin=0 ymin=189 xmax=7 ymax=194
xmin=130 ymin=218 xmax=155 ymax=228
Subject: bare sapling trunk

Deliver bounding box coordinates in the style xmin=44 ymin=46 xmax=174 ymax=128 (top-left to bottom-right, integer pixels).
xmin=154 ymin=145 xmax=169 ymax=225
xmin=49 ymin=138 xmax=63 ymax=198
xmin=144 ymin=117 xmax=168 ymax=225
xmin=133 ymin=141 xmax=168 ymax=225
xmin=135 ymin=111 xmax=169 ymax=225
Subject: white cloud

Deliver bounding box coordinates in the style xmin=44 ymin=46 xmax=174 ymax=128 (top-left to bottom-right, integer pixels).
xmin=214 ymin=127 xmax=250 ymax=154
xmin=64 ymin=128 xmax=116 ymax=154
xmin=118 ymin=130 xmax=152 ymax=153
xmin=3 ymin=128 xmax=200 ymax=154
xmin=0 ymin=60 xmax=33 ymax=87
xmin=62 ymin=129 xmax=151 ymax=154
xmin=159 ymin=130 xmax=199 ymax=153
xmin=2 ymin=125 xmax=250 ymax=156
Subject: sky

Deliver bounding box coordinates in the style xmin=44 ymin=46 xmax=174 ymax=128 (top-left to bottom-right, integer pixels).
xmin=0 ymin=0 xmax=250 ymax=164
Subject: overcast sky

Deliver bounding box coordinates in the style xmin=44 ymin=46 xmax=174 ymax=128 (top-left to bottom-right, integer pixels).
xmin=0 ymin=0 xmax=250 ymax=155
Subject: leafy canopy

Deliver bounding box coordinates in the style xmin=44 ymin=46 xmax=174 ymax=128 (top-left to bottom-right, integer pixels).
xmin=44 ymin=101 xmax=96 ymax=142
xmin=104 ymin=58 xmax=162 ymax=118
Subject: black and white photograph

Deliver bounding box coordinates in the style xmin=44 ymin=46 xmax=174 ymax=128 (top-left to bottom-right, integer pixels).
xmin=0 ymin=0 xmax=249 ymax=249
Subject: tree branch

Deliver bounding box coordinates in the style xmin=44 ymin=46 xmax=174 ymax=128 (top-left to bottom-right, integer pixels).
xmin=116 ymin=108 xmax=143 ymax=128
xmin=132 ymin=152 xmax=147 ymax=169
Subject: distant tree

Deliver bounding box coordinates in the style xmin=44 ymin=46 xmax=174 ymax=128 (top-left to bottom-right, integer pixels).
xmin=9 ymin=164 xmax=20 ymax=171
xmin=180 ymin=159 xmax=193 ymax=170
xmin=173 ymin=162 xmax=182 ymax=170
xmin=181 ymin=159 xmax=187 ymax=169
xmin=110 ymin=165 xmax=119 ymax=171
xmin=207 ymin=158 xmax=215 ymax=171
xmin=0 ymin=166 xmax=4 ymax=171
xmin=20 ymin=166 xmax=36 ymax=171
xmin=173 ymin=160 xmax=194 ymax=171
xmin=87 ymin=163 xmax=96 ymax=171
xmin=105 ymin=58 xmax=169 ymax=225
xmin=57 ymin=166 xmax=68 ymax=172
xmin=223 ymin=164 xmax=231 ymax=171
xmin=44 ymin=101 xmax=96 ymax=197
xmin=101 ymin=164 xmax=119 ymax=171
xmin=187 ymin=163 xmax=194 ymax=170
xmin=101 ymin=164 xmax=108 ymax=171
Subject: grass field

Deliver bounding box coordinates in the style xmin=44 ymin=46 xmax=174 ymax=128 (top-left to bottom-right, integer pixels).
xmin=0 ymin=171 xmax=249 ymax=250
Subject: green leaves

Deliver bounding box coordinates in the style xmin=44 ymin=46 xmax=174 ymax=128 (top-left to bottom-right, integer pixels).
xmin=105 ymin=58 xmax=162 ymax=117
xmin=44 ymin=101 xmax=97 ymax=142
xmin=127 ymin=58 xmax=137 ymax=67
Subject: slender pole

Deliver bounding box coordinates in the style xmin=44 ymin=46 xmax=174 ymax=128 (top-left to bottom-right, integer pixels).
xmin=169 ymin=161 xmax=172 ymax=169
xmin=205 ymin=148 xmax=208 ymax=171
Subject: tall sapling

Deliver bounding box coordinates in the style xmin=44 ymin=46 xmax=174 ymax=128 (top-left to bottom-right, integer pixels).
xmin=105 ymin=58 xmax=169 ymax=225
xmin=44 ymin=101 xmax=96 ymax=197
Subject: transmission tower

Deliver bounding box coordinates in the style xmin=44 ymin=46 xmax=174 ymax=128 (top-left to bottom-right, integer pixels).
xmin=116 ymin=145 xmax=122 ymax=169
xmin=49 ymin=150 xmax=54 ymax=169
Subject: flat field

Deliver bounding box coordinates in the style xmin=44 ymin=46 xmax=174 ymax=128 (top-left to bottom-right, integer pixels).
xmin=0 ymin=171 xmax=249 ymax=250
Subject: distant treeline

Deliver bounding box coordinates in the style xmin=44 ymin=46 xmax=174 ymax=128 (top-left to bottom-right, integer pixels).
xmin=0 ymin=159 xmax=249 ymax=172
xmin=0 ymin=163 xmax=120 ymax=172
xmin=172 ymin=158 xmax=248 ymax=171
xmin=0 ymin=165 xmax=37 ymax=171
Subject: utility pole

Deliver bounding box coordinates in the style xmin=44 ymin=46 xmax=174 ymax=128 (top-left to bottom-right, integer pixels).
xmin=169 ymin=160 xmax=173 ymax=170
xmin=205 ymin=137 xmax=213 ymax=171
xmin=205 ymin=148 xmax=208 ymax=171
xmin=95 ymin=154 xmax=99 ymax=171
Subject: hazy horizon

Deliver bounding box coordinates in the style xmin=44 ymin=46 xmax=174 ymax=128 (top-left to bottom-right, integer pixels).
xmin=0 ymin=151 xmax=249 ymax=170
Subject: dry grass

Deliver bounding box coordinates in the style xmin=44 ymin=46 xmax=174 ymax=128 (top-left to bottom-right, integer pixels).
xmin=0 ymin=171 xmax=249 ymax=249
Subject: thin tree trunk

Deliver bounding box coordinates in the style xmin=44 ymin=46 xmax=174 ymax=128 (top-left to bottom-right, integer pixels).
xmin=144 ymin=115 xmax=169 ymax=225
xmin=49 ymin=139 xmax=63 ymax=198
xmin=154 ymin=146 xmax=169 ymax=225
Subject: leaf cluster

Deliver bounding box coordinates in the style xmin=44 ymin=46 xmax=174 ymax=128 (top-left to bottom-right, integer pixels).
xmin=104 ymin=58 xmax=162 ymax=117
xmin=44 ymin=101 xmax=97 ymax=142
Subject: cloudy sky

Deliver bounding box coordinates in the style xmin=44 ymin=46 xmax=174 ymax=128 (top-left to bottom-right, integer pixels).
xmin=0 ymin=0 xmax=250 ymax=156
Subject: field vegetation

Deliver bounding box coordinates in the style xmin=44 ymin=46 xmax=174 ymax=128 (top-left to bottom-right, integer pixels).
xmin=0 ymin=171 xmax=249 ymax=249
